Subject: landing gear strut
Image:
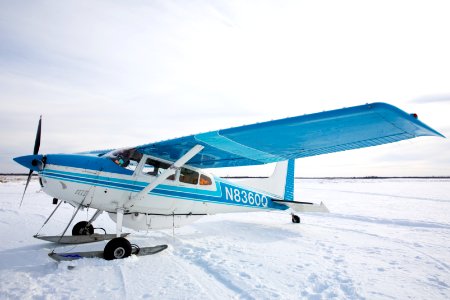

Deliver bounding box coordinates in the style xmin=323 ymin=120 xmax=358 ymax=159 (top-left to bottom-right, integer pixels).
xmin=291 ymin=214 xmax=301 ymax=224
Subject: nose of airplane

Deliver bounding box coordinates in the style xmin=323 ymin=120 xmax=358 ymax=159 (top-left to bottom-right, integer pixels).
xmin=13 ymin=154 xmax=44 ymax=172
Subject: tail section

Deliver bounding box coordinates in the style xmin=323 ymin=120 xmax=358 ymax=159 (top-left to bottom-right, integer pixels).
xmin=241 ymin=159 xmax=295 ymax=200
xmin=241 ymin=160 xmax=330 ymax=213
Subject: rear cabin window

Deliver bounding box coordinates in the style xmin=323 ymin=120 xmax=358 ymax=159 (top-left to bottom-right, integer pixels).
xmin=179 ymin=168 xmax=199 ymax=185
xmin=142 ymin=158 xmax=174 ymax=180
xmin=199 ymin=174 xmax=212 ymax=185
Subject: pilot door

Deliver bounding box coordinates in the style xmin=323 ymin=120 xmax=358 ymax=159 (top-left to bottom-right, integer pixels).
xmin=91 ymin=148 xmax=143 ymax=210
xmin=131 ymin=156 xmax=176 ymax=211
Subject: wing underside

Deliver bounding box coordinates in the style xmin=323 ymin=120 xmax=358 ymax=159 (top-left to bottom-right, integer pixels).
xmin=135 ymin=102 xmax=443 ymax=168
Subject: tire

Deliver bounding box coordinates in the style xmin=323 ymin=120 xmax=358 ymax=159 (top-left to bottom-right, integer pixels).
xmin=292 ymin=215 xmax=301 ymax=224
xmin=104 ymin=237 xmax=132 ymax=260
xmin=72 ymin=221 xmax=94 ymax=236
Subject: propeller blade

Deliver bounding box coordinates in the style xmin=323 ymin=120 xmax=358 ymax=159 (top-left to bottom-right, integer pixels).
xmin=20 ymin=169 xmax=33 ymax=208
xmin=33 ymin=116 xmax=42 ymax=155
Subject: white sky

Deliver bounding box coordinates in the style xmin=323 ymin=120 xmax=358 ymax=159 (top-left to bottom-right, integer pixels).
xmin=1 ymin=0 xmax=449 ymax=176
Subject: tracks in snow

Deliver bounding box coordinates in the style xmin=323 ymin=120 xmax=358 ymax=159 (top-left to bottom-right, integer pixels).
xmin=162 ymin=232 xmax=254 ymax=299
xmin=311 ymin=219 xmax=450 ymax=274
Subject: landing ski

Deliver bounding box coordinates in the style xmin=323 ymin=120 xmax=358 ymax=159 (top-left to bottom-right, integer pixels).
xmin=48 ymin=244 xmax=168 ymax=262
xmin=34 ymin=233 xmax=130 ymax=244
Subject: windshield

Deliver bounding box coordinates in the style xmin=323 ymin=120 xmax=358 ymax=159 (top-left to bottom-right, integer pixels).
xmin=106 ymin=148 xmax=143 ymax=171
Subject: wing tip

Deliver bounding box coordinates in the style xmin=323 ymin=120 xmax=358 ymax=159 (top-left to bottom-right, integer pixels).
xmin=368 ymin=102 xmax=445 ymax=138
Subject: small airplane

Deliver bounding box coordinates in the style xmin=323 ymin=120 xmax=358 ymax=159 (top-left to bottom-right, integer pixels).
xmin=13 ymin=102 xmax=444 ymax=260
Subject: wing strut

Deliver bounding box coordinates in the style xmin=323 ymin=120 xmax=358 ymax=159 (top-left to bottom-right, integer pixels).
xmin=124 ymin=145 xmax=204 ymax=209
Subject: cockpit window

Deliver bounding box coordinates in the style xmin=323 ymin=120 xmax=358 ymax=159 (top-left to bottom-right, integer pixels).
xmin=107 ymin=149 xmax=203 ymax=185
xmin=107 ymin=148 xmax=143 ymax=171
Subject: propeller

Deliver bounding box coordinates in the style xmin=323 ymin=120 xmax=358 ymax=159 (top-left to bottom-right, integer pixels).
xmin=33 ymin=115 xmax=42 ymax=155
xmin=19 ymin=116 xmax=42 ymax=207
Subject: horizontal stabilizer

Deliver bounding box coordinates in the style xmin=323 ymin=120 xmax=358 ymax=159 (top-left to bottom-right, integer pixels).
xmin=272 ymin=200 xmax=329 ymax=213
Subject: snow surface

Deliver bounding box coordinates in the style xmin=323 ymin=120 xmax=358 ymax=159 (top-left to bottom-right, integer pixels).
xmin=0 ymin=177 xmax=449 ymax=299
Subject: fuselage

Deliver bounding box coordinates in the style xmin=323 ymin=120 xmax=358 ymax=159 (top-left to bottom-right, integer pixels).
xmin=18 ymin=152 xmax=288 ymax=229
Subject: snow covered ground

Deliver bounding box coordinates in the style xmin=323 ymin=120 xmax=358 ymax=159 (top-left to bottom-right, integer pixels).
xmin=0 ymin=177 xmax=449 ymax=299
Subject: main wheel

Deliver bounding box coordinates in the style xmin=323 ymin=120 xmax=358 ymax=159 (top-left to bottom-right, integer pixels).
xmin=72 ymin=221 xmax=94 ymax=235
xmin=104 ymin=237 xmax=132 ymax=260
xmin=292 ymin=214 xmax=301 ymax=223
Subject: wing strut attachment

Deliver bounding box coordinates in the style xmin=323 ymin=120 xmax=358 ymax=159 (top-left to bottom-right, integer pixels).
xmin=125 ymin=145 xmax=204 ymax=209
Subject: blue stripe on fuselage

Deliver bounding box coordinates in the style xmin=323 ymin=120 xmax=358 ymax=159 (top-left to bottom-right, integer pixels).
xmin=44 ymin=170 xmax=140 ymax=192
xmin=42 ymin=168 xmax=287 ymax=210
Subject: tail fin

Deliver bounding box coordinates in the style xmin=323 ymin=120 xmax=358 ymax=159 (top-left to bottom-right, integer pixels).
xmin=240 ymin=159 xmax=295 ymax=200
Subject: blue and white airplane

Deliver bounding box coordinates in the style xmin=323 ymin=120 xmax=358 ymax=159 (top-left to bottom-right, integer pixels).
xmin=14 ymin=103 xmax=443 ymax=260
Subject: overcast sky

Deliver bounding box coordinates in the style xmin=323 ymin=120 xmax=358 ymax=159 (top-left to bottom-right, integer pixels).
xmin=1 ymin=0 xmax=449 ymax=176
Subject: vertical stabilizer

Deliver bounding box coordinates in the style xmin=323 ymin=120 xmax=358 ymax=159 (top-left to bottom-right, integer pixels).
xmin=240 ymin=159 xmax=295 ymax=200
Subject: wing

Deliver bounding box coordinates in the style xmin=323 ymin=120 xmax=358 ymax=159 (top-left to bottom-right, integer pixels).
xmin=136 ymin=102 xmax=444 ymax=168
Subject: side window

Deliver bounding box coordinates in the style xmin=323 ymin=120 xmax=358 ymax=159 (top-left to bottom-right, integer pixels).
xmin=179 ymin=168 xmax=199 ymax=185
xmin=142 ymin=160 xmax=156 ymax=174
xmin=142 ymin=158 xmax=174 ymax=180
xmin=199 ymin=174 xmax=212 ymax=186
